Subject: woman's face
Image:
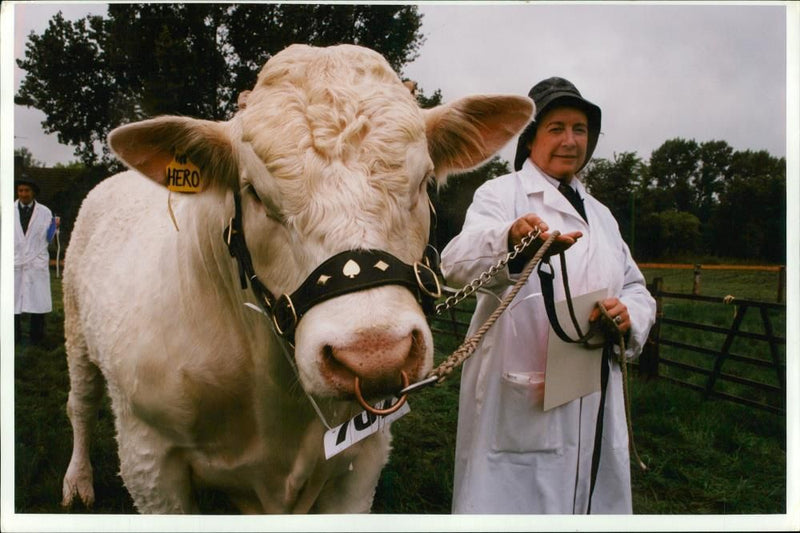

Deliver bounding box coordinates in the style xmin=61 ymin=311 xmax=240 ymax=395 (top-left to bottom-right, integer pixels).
xmin=529 ymin=106 xmax=589 ymax=181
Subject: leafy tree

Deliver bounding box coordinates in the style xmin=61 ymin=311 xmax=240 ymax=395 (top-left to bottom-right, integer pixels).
xmin=583 ymin=151 xmax=647 ymax=250
xmin=648 ymin=138 xmax=700 ymax=213
xmin=695 ymin=140 xmax=734 ymax=252
xmin=710 ymin=150 xmax=785 ymax=262
xmin=696 ymin=140 xmax=733 ymax=222
xmin=637 ymin=210 xmax=701 ymax=260
xmin=14 ymin=147 xmax=44 ymax=168
xmin=16 ymin=4 xmax=425 ymax=168
xmin=431 ymin=156 xmax=510 ymax=251
xmin=415 ymin=87 xmax=443 ymax=110
xmin=52 ymin=160 xmax=87 ymax=170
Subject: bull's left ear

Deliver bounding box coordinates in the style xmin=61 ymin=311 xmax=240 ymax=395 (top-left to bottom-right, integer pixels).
xmin=423 ymin=95 xmax=533 ymax=178
xmin=108 ymin=116 xmax=238 ymax=192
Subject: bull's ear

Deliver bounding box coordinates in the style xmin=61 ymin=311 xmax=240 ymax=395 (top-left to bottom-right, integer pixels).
xmin=108 ymin=116 xmax=238 ymax=191
xmin=423 ymin=95 xmax=533 ymax=178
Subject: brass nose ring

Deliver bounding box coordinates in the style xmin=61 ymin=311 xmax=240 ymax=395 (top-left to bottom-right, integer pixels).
xmin=353 ymin=371 xmax=409 ymax=416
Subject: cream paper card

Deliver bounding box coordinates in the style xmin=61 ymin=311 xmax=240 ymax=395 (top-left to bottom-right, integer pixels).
xmin=543 ymin=288 xmax=608 ymax=411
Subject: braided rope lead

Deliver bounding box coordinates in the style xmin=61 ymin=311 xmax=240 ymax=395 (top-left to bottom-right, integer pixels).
xmin=430 ymin=230 xmax=559 ymax=382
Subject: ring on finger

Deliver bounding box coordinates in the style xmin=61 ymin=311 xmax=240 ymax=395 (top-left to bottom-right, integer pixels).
xmin=613 ymin=315 xmax=623 ymax=325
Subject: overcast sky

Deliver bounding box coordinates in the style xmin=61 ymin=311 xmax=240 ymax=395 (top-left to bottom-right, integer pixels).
xmin=5 ymin=1 xmax=795 ymax=168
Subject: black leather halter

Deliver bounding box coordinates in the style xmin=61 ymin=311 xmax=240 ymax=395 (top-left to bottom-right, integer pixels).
xmin=224 ymin=189 xmax=441 ymax=340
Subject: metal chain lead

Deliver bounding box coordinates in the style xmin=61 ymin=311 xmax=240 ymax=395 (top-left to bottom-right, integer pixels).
xmin=434 ymin=227 xmax=542 ymax=315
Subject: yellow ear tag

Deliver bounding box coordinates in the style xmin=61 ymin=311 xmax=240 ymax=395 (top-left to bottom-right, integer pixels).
xmin=165 ymin=153 xmax=202 ymax=193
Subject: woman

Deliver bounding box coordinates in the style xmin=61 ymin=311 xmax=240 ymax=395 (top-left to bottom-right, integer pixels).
xmin=440 ymin=77 xmax=656 ymax=514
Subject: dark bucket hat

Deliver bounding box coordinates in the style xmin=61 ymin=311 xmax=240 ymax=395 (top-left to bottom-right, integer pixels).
xmin=513 ymin=77 xmax=602 ymax=171
xmin=15 ymin=174 xmax=40 ymax=195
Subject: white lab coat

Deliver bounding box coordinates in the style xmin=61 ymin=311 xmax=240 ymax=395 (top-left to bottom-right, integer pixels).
xmin=440 ymin=159 xmax=656 ymax=514
xmin=14 ymin=200 xmax=54 ymax=314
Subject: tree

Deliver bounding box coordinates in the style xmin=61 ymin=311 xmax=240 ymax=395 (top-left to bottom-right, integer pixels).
xmin=648 ymin=138 xmax=700 ymax=214
xmin=16 ymin=4 xmax=425 ymax=168
xmin=583 ymin=151 xmax=646 ymax=251
xmin=430 ymin=156 xmax=510 ymax=250
xmin=415 ymin=87 xmax=443 ymax=110
xmin=710 ymin=150 xmax=785 ymax=262
xmin=695 ymin=140 xmax=733 ymax=222
xmin=14 ymin=147 xmax=44 ymax=168
xmin=637 ymin=210 xmax=701 ymax=260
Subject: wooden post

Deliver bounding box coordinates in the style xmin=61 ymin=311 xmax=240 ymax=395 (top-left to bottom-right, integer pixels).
xmin=692 ymin=263 xmax=702 ymax=295
xmin=777 ymin=266 xmax=786 ymax=303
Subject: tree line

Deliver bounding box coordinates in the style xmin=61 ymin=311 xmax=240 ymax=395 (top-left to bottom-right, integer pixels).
xmin=582 ymin=140 xmax=785 ymax=263
xmin=16 ymin=4 xmax=785 ymax=264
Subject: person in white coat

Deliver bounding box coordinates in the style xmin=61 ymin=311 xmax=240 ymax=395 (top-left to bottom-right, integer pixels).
xmin=15 ymin=176 xmax=57 ymax=345
xmin=440 ymin=77 xmax=656 ymax=514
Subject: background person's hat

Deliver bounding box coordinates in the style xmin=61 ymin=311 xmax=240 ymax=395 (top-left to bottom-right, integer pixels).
xmin=15 ymin=174 xmax=40 ymax=195
xmin=513 ymin=77 xmax=602 ymax=171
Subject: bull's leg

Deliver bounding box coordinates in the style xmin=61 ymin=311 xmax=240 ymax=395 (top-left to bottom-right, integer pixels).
xmin=114 ymin=413 xmax=197 ymax=514
xmin=62 ymin=292 xmax=104 ymax=508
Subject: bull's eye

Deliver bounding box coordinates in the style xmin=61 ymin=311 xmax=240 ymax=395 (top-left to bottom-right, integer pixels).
xmin=244 ymin=183 xmax=284 ymax=223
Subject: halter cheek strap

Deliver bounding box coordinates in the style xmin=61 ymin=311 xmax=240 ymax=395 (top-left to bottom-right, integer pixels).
xmin=225 ymin=190 xmax=276 ymax=312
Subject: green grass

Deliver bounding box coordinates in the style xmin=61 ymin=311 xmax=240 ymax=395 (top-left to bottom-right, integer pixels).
xmin=641 ymin=267 xmax=785 ymax=303
xmin=12 ymin=268 xmax=787 ymax=515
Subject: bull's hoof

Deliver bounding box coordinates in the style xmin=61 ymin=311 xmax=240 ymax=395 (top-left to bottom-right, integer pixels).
xmin=62 ymin=465 xmax=95 ymax=509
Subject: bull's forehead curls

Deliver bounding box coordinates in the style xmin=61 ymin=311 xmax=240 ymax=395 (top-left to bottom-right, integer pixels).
xmin=239 ymin=44 xmax=427 ymax=189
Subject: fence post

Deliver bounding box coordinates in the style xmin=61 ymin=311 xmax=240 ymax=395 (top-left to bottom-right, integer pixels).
xmin=777 ymin=266 xmax=785 ymax=303
xmin=639 ymin=277 xmax=662 ymax=380
xmin=692 ymin=263 xmax=702 ymax=295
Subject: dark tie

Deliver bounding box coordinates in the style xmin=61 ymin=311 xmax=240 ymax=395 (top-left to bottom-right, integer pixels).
xmin=558 ymin=182 xmax=587 ymax=222
xmin=19 ymin=204 xmax=33 ymax=234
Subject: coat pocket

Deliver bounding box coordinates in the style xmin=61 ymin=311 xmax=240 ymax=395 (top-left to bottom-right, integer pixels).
xmin=500 ymin=293 xmax=549 ymax=375
xmin=491 ymin=372 xmax=564 ymax=455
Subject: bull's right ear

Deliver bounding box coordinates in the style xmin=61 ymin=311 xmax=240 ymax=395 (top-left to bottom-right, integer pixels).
xmin=108 ymin=116 xmax=238 ymax=192
xmin=423 ymin=95 xmax=533 ymax=179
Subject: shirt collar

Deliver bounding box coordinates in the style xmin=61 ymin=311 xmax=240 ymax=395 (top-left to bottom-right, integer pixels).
xmin=518 ymin=159 xmax=579 ymax=193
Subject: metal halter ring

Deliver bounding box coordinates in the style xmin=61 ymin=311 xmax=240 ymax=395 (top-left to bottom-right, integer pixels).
xmin=413 ymin=261 xmax=442 ymax=299
xmin=272 ymin=294 xmax=298 ymax=337
xmin=354 ymin=371 xmax=409 ymax=416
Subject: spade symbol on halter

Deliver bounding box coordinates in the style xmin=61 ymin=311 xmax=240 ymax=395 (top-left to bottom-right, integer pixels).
xmin=343 ymin=259 xmax=361 ymax=279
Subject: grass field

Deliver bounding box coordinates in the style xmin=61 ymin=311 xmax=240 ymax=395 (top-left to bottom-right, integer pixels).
xmin=11 ymin=266 xmax=788 ymax=516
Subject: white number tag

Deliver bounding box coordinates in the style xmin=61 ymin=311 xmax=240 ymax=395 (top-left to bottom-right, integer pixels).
xmin=323 ymin=399 xmax=410 ymax=459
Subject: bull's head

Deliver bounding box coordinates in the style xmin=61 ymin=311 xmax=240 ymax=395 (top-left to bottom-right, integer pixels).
xmin=107 ymin=44 xmax=532 ymax=406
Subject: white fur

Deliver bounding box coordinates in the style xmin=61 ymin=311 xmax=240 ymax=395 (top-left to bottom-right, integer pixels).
xmin=61 ymin=44 xmax=532 ymax=513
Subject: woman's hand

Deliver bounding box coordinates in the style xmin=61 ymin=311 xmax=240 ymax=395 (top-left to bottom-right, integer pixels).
xmin=590 ymin=297 xmax=630 ymax=335
xmin=508 ymin=213 xmax=582 ymax=260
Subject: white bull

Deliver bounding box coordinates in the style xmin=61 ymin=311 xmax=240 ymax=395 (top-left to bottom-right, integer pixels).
xmin=61 ymin=43 xmax=532 ymax=513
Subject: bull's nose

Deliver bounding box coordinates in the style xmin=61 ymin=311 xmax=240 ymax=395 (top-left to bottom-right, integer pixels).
xmin=321 ymin=328 xmax=426 ymax=396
